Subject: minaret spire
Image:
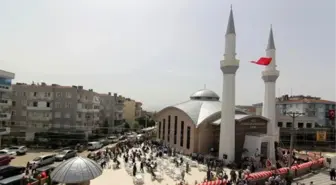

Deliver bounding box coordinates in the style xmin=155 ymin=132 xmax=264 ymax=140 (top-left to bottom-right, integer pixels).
xmin=267 ymin=25 xmax=276 ymax=50
xmin=226 ymin=6 xmax=236 ymax=35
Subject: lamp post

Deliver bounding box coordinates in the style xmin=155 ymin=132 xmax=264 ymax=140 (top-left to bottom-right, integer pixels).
xmin=285 ymin=110 xmax=304 ymax=167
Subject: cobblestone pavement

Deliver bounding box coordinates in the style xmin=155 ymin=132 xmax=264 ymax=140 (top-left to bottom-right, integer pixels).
xmin=294 ymin=169 xmax=336 ymax=185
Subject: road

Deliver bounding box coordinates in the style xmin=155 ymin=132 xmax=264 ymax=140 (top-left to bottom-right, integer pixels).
xmin=10 ymin=143 xmax=117 ymax=166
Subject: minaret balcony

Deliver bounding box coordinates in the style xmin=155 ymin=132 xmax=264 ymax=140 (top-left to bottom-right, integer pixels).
xmin=262 ymin=70 xmax=279 ymax=82
xmin=220 ymin=59 xmax=239 ymax=74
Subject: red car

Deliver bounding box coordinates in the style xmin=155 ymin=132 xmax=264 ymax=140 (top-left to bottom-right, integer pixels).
xmin=0 ymin=155 xmax=12 ymax=166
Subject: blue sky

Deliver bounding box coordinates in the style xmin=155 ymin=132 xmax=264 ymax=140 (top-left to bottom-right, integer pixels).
xmin=0 ymin=0 xmax=335 ymax=111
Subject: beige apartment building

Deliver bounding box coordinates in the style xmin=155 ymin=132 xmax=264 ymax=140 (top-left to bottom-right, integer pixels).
xmin=99 ymin=92 xmax=124 ymax=134
xmin=11 ymin=82 xmax=103 ymax=141
xmin=123 ymin=98 xmax=142 ymax=124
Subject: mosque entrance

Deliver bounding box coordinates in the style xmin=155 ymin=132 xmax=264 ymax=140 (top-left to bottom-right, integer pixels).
xmin=260 ymin=142 xmax=268 ymax=158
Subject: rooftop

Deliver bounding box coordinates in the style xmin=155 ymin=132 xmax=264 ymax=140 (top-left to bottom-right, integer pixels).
xmin=158 ymin=89 xmax=247 ymax=127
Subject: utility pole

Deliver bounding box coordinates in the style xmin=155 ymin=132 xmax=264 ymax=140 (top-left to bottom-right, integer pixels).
xmin=286 ymin=110 xmax=304 ymax=167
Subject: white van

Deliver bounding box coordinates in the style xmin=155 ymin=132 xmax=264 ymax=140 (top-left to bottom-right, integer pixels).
xmin=87 ymin=141 xmax=103 ymax=151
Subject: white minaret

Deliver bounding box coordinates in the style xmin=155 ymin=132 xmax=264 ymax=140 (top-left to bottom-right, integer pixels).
xmin=219 ymin=7 xmax=239 ymax=162
xmin=262 ymin=26 xmax=280 ymax=162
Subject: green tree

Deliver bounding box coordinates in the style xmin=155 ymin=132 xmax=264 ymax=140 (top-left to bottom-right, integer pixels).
xmin=132 ymin=121 xmax=140 ymax=130
xmin=124 ymin=122 xmax=130 ymax=130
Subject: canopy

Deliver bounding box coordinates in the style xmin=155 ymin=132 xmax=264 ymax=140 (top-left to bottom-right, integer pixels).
xmin=51 ymin=157 xmax=102 ymax=183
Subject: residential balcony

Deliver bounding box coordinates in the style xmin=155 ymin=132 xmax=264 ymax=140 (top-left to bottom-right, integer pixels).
xmin=92 ymin=109 xmax=100 ymax=113
xmin=0 ymin=85 xmax=12 ymax=92
xmin=29 ymin=95 xmax=53 ymax=101
xmin=0 ymin=99 xmax=11 ymax=107
xmin=28 ymin=116 xmax=52 ymax=121
xmin=27 ymin=106 xmax=52 ymax=111
xmin=0 ymin=113 xmax=11 ymax=121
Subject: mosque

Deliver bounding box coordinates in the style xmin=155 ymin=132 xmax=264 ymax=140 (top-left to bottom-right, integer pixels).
xmin=155 ymin=7 xmax=279 ymax=163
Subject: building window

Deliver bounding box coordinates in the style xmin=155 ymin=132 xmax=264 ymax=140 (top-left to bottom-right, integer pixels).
xmin=55 ymin=112 xmax=61 ymax=118
xmin=174 ymin=116 xmax=177 ymax=144
xmin=298 ymin=122 xmax=304 ymax=128
xmin=55 ymin=102 xmax=61 ymax=108
xmin=306 ymin=123 xmax=312 ymax=128
xmin=56 ymin=92 xmax=62 ymax=97
xmin=167 ymin=115 xmax=171 ymax=142
xmin=162 ymin=119 xmax=166 ymax=141
xmin=65 ymin=103 xmax=71 ymax=108
xmin=33 ymin=92 xmax=37 ymax=97
xmin=277 ymin=122 xmax=283 ymax=127
xmin=12 ymin=101 xmax=16 ymax=106
xmin=65 ymin=113 xmax=71 ymax=118
xmin=11 ymin=111 xmax=15 ymax=116
xmin=46 ymin=102 xmax=51 ymax=107
xmin=286 ymin=122 xmax=292 ymax=128
xmin=66 ymin=92 xmax=72 ymax=98
xmin=186 ymin=126 xmax=191 ymax=149
xmin=45 ymin=92 xmax=51 ymax=97
xmin=180 ymin=121 xmax=184 ymax=147
xmin=33 ymin=102 xmax=38 ymax=107
xmin=21 ymin=100 xmax=27 ymax=106
xmin=158 ymin=122 xmax=161 ymax=139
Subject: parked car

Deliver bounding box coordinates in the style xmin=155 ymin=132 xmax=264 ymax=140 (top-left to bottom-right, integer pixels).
xmin=6 ymin=146 xmax=27 ymax=155
xmin=0 ymin=155 xmax=12 ymax=166
xmin=0 ymin=166 xmax=25 ymax=180
xmin=99 ymin=139 xmax=109 ymax=146
xmin=55 ymin=150 xmax=77 ymax=161
xmin=0 ymin=150 xmax=15 ymax=157
xmin=87 ymin=142 xmax=103 ymax=151
xmin=29 ymin=154 xmax=55 ymax=168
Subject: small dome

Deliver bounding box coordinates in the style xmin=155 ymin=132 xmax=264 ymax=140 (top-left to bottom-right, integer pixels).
xmin=190 ymin=89 xmax=220 ymax=101
xmin=51 ymin=157 xmax=102 ymax=183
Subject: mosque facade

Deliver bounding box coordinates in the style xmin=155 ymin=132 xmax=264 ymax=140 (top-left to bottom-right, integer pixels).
xmin=155 ymin=7 xmax=279 ymax=163
xmin=155 ymin=89 xmax=271 ymax=161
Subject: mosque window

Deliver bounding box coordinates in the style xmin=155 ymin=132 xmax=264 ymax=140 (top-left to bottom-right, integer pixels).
xmin=174 ymin=116 xmax=177 ymax=144
xmin=162 ymin=119 xmax=166 ymax=141
xmin=186 ymin=126 xmax=191 ymax=149
xmin=180 ymin=121 xmax=184 ymax=147
xmin=167 ymin=116 xmax=171 ymax=142
xmin=158 ymin=122 xmax=161 ymax=139
xmin=298 ymin=122 xmax=304 ymax=128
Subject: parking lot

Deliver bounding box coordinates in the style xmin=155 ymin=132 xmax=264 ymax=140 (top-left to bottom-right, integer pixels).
xmin=9 ymin=143 xmax=118 ymax=167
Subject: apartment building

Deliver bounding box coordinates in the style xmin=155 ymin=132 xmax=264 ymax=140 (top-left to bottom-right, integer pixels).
xmin=99 ymin=92 xmax=124 ymax=134
xmin=253 ymin=95 xmax=336 ymax=128
xmin=11 ymin=83 xmax=101 ymax=141
xmin=123 ymin=98 xmax=142 ymax=124
xmin=0 ymin=69 xmax=15 ymax=132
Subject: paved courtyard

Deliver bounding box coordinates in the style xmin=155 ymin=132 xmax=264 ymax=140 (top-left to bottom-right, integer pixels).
xmin=294 ymin=169 xmax=336 ymax=185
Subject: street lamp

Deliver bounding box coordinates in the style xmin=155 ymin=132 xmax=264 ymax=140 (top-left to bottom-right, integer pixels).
xmin=285 ymin=110 xmax=304 ymax=167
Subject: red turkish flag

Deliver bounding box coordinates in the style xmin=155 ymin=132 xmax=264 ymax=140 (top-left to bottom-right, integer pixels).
xmin=250 ymin=57 xmax=272 ymax=66
xmin=328 ymin=110 xmax=335 ymax=120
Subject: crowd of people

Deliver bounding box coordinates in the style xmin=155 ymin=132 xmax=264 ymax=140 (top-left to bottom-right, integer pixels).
xmin=83 ymin=137 xmax=332 ymax=185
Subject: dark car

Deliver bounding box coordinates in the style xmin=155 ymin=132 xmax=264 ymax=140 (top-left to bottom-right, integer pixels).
xmin=0 ymin=166 xmax=25 ymax=180
xmin=55 ymin=150 xmax=77 ymax=161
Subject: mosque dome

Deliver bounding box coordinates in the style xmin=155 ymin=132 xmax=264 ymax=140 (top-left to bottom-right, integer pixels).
xmin=190 ymin=89 xmax=220 ymax=101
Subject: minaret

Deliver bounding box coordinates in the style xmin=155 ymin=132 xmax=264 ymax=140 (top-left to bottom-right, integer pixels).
xmin=219 ymin=6 xmax=239 ymax=162
xmin=262 ymin=26 xmax=280 ymax=161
